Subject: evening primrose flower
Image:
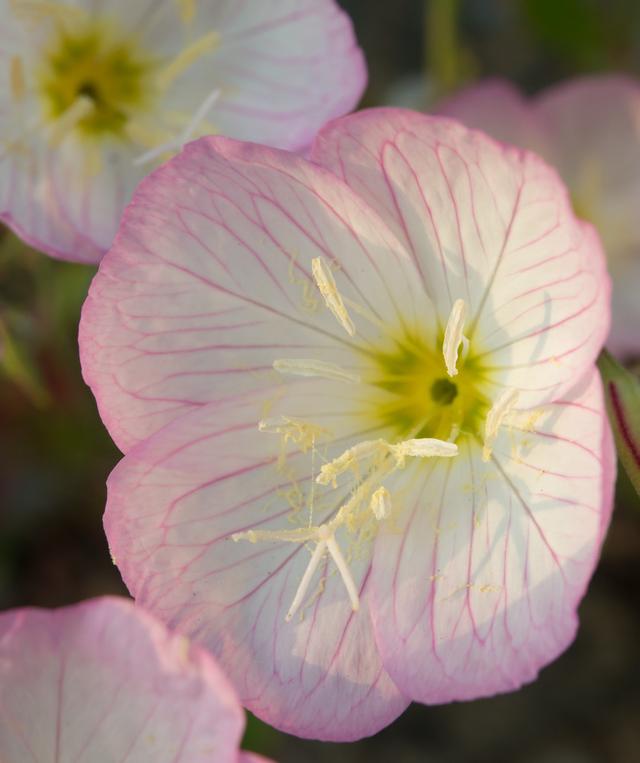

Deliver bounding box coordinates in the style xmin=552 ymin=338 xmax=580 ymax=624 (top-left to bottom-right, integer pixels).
xmin=437 ymin=76 xmax=640 ymax=358
xmin=0 ymin=597 xmax=275 ymax=762
xmin=80 ymin=110 xmax=614 ymax=740
xmin=0 ymin=0 xmax=365 ymax=263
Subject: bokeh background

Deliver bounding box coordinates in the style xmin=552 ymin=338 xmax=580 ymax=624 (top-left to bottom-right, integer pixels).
xmin=1 ymin=1 xmax=639 ymax=760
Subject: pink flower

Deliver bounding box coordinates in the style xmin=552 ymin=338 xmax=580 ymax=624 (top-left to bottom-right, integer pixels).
xmin=0 ymin=0 xmax=365 ymax=263
xmin=80 ymin=109 xmax=615 ymax=740
xmin=438 ymin=75 xmax=640 ymax=358
xmin=0 ymin=596 xmax=274 ymax=763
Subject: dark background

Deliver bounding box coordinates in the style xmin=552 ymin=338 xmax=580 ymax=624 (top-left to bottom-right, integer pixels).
xmin=1 ymin=1 xmax=639 ymax=761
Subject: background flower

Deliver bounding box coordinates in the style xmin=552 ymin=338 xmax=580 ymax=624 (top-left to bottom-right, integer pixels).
xmin=0 ymin=0 xmax=366 ymax=263
xmin=437 ymin=75 xmax=640 ymax=359
xmin=0 ymin=596 xmax=273 ymax=762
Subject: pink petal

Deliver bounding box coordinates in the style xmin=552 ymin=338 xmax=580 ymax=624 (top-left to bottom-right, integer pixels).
xmin=436 ymin=79 xmax=548 ymax=154
xmin=438 ymin=76 xmax=640 ymax=358
xmin=369 ymin=368 xmax=615 ymax=703
xmin=535 ymin=75 xmax=640 ymax=358
xmin=105 ymin=382 xmax=409 ymax=741
xmin=80 ymin=135 xmax=427 ymax=451
xmin=312 ymin=108 xmax=610 ymax=406
xmin=0 ymin=596 xmax=245 ymax=762
xmin=238 ymin=754 xmax=275 ymax=763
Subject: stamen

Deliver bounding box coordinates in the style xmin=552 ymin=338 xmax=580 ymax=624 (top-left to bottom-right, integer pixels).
xmin=177 ymin=0 xmax=197 ymax=23
xmin=273 ymin=358 xmax=360 ymax=384
xmin=390 ymin=437 xmax=459 ymax=462
xmin=316 ymin=439 xmax=386 ymax=486
xmin=370 ymin=486 xmax=391 ymax=520
xmin=133 ymin=88 xmax=221 ymax=166
xmin=483 ymin=388 xmax=519 ymax=462
xmin=47 ymin=96 xmax=93 ymax=145
xmin=258 ymin=416 xmax=328 ymax=452
xmin=443 ymin=298 xmax=468 ymax=377
xmin=311 ymin=257 xmax=356 ymax=336
xmin=10 ymin=0 xmax=86 ymax=23
xmin=157 ymin=31 xmax=220 ymax=91
xmin=10 ymin=56 xmax=26 ymax=102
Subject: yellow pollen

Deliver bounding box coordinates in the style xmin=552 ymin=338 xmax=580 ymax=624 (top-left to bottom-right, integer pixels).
xmin=258 ymin=416 xmax=329 ymax=453
xmin=273 ymin=358 xmax=360 ymax=384
xmin=311 ymin=257 xmax=356 ymax=336
xmin=157 ymin=31 xmax=220 ymax=91
xmin=10 ymin=0 xmax=86 ymax=23
xmin=482 ymin=388 xmax=519 ymax=462
xmin=370 ymin=486 xmax=392 ymax=521
xmin=443 ymin=298 xmax=469 ymax=377
xmin=10 ymin=56 xmax=26 ymax=101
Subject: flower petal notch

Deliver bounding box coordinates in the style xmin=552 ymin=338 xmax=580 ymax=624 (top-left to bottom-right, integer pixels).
xmin=438 ymin=75 xmax=640 ymax=358
xmin=0 ymin=596 xmax=274 ymax=763
xmin=85 ymin=109 xmax=615 ymax=740
xmin=0 ymin=0 xmax=366 ymax=262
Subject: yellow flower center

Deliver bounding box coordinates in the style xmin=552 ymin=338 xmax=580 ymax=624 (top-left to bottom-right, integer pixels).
xmin=38 ymin=19 xmax=153 ymax=138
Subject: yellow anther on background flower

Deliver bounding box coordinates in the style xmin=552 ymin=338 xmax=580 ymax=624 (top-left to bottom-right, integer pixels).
xmin=311 ymin=257 xmax=356 ymax=336
xmin=443 ymin=298 xmax=469 ymax=377
xmin=483 ymin=388 xmax=519 ymax=462
xmin=156 ymin=31 xmax=220 ymax=91
xmin=10 ymin=56 xmax=26 ymax=102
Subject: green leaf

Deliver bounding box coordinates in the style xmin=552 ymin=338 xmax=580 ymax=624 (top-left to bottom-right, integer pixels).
xmin=598 ymin=350 xmax=640 ymax=497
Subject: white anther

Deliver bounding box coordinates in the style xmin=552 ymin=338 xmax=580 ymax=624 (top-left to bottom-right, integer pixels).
xmin=273 ymin=358 xmax=360 ymax=384
xmin=311 ymin=257 xmax=356 ymax=337
xmin=10 ymin=56 xmax=25 ymax=102
xmin=391 ymin=437 xmax=459 ymax=465
xmin=157 ymin=31 xmax=220 ymax=90
xmin=316 ymin=439 xmax=386 ymax=486
xmin=370 ymin=486 xmax=392 ymax=521
xmin=443 ymin=298 xmax=468 ymax=377
xmin=134 ymin=87 xmax=221 ymax=166
xmin=483 ymin=388 xmax=519 ymax=462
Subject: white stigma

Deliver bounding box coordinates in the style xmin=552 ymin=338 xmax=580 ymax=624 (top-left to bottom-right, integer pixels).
xmin=443 ymin=298 xmax=469 ymax=377
xmin=232 ymin=520 xmax=359 ymax=621
xmin=483 ymin=388 xmax=519 ymax=462
xmin=273 ymin=358 xmax=360 ymax=384
xmin=311 ymin=257 xmax=356 ymax=337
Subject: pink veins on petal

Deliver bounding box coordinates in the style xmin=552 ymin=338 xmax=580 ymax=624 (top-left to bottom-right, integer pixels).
xmin=80 ymin=108 xmax=615 ymax=740
xmin=0 ymin=596 xmax=275 ymax=763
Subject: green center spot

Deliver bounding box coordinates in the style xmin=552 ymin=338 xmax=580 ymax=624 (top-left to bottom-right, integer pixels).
xmin=430 ymin=378 xmax=458 ymax=405
xmin=38 ymin=22 xmax=153 ymax=138
xmin=369 ymin=330 xmax=490 ymax=442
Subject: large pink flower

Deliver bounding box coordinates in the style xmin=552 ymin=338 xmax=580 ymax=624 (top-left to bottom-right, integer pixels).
xmin=0 ymin=0 xmax=365 ymax=263
xmin=0 ymin=596 xmax=274 ymax=762
xmin=438 ymin=75 xmax=640 ymax=357
xmin=80 ymin=109 xmax=615 ymax=740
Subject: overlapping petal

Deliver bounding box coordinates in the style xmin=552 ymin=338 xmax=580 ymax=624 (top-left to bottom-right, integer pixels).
xmin=0 ymin=597 xmax=260 ymax=763
xmin=106 ymin=381 xmax=409 ymax=741
xmin=369 ymin=368 xmax=615 ymax=703
xmin=80 ymin=135 xmax=430 ymax=451
xmin=313 ymin=108 xmax=610 ymax=405
xmin=439 ymin=75 xmax=640 ymax=357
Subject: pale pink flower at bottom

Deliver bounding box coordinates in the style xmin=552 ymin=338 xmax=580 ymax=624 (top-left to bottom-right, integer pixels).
xmin=79 ymin=110 xmax=615 ymax=740
xmin=438 ymin=76 xmax=640 ymax=358
xmin=0 ymin=596 xmax=274 ymax=763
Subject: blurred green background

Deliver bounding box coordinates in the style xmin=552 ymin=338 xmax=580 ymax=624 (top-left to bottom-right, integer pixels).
xmin=1 ymin=1 xmax=639 ymax=761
